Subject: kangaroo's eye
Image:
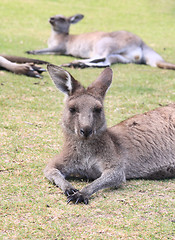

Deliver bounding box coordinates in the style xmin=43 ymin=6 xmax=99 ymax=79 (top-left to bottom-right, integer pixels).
xmin=69 ymin=107 xmax=76 ymax=114
xmin=93 ymin=107 xmax=102 ymax=114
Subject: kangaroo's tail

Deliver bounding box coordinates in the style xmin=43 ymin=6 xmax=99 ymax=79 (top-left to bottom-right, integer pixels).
xmin=156 ymin=61 xmax=175 ymax=70
xmin=142 ymin=44 xmax=175 ymax=70
xmin=0 ymin=54 xmax=49 ymax=65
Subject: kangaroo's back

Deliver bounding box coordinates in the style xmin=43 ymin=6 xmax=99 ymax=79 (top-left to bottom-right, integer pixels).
xmin=109 ymin=104 xmax=175 ymax=179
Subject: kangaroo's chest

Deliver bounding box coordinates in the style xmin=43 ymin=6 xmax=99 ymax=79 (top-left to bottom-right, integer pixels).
xmin=67 ymin=41 xmax=92 ymax=58
xmin=73 ymin=155 xmax=103 ymax=180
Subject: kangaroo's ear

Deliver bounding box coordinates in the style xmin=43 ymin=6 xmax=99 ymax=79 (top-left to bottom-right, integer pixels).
xmin=69 ymin=14 xmax=84 ymax=24
xmin=87 ymin=67 xmax=113 ymax=98
xmin=47 ymin=64 xmax=84 ymax=95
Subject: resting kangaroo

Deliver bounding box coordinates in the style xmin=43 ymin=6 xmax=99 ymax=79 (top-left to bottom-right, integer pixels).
xmin=0 ymin=55 xmax=48 ymax=78
xmin=44 ymin=64 xmax=175 ymax=204
xmin=27 ymin=14 xmax=175 ymax=70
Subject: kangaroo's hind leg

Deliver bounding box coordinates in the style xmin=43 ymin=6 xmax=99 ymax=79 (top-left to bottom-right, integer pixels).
xmin=61 ymin=53 xmax=133 ymax=68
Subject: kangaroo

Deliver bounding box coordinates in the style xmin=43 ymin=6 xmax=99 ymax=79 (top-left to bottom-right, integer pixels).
xmin=27 ymin=14 xmax=175 ymax=70
xmin=0 ymin=55 xmax=48 ymax=78
xmin=44 ymin=64 xmax=175 ymax=204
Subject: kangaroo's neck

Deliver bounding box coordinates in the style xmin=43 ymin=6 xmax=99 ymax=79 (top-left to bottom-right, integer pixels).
xmin=48 ymin=30 xmax=80 ymax=54
xmin=50 ymin=30 xmax=69 ymax=41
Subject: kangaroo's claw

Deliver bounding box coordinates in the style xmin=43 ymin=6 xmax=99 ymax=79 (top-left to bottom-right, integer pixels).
xmin=65 ymin=188 xmax=78 ymax=197
xmin=31 ymin=65 xmax=47 ymax=73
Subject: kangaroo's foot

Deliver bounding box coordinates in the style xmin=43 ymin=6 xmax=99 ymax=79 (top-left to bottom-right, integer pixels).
xmin=17 ymin=63 xmax=46 ymax=78
xmin=61 ymin=61 xmax=90 ymax=69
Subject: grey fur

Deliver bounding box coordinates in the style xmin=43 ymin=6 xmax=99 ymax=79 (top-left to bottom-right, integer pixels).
xmin=44 ymin=64 xmax=175 ymax=204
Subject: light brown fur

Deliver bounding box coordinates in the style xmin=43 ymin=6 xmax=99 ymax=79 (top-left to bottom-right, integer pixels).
xmin=27 ymin=14 xmax=175 ymax=70
xmin=44 ymin=64 xmax=175 ymax=204
xmin=0 ymin=55 xmax=48 ymax=78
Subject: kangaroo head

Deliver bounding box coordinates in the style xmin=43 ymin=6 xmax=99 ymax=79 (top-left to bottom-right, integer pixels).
xmin=47 ymin=64 xmax=113 ymax=139
xmin=49 ymin=14 xmax=84 ymax=34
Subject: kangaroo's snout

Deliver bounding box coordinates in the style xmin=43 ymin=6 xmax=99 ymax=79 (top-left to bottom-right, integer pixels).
xmin=80 ymin=127 xmax=93 ymax=138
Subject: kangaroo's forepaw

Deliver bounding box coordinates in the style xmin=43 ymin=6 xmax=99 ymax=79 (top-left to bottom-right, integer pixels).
xmin=67 ymin=191 xmax=89 ymax=204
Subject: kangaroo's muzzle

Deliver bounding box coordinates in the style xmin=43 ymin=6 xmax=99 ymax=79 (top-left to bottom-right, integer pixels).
xmin=80 ymin=127 xmax=93 ymax=138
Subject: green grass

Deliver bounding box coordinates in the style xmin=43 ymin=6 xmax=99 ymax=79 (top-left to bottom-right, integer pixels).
xmin=0 ymin=0 xmax=175 ymax=239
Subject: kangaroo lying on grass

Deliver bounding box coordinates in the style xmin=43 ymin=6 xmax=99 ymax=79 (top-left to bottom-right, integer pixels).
xmin=44 ymin=64 xmax=175 ymax=204
xmin=0 ymin=55 xmax=48 ymax=78
xmin=27 ymin=14 xmax=175 ymax=70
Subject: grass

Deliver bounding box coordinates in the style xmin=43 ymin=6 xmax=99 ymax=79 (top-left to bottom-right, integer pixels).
xmin=0 ymin=0 xmax=175 ymax=239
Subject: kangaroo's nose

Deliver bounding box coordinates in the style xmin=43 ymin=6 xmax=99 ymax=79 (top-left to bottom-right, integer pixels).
xmin=49 ymin=17 xmax=55 ymax=23
xmin=80 ymin=127 xmax=93 ymax=138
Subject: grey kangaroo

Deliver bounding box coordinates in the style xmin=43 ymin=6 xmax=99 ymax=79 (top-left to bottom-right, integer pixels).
xmin=27 ymin=14 xmax=175 ymax=70
xmin=0 ymin=55 xmax=48 ymax=78
xmin=44 ymin=64 xmax=175 ymax=204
